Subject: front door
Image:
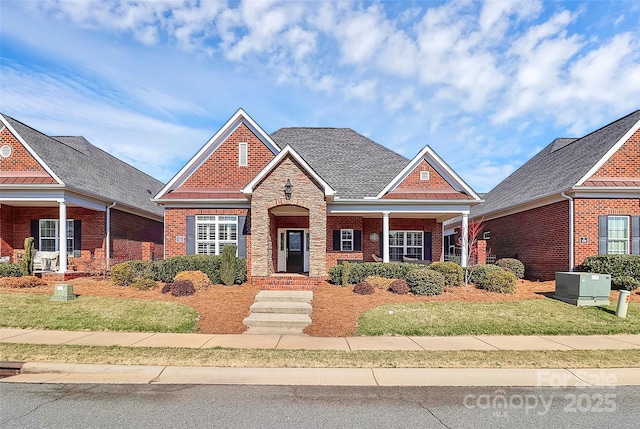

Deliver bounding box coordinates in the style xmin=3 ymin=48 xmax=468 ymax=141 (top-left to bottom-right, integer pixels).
xmin=286 ymin=230 xmax=304 ymax=273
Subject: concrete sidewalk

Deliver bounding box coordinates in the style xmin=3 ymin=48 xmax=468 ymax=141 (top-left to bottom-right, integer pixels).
xmin=2 ymin=328 xmax=640 ymax=351
xmin=3 ymin=362 xmax=640 ymax=386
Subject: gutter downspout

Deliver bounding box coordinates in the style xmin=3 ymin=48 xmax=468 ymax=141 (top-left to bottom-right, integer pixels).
xmin=106 ymin=202 xmax=116 ymax=270
xmin=561 ymin=192 xmax=574 ymax=271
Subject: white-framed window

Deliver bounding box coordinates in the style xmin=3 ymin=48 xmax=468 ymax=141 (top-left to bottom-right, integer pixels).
xmin=389 ymin=231 xmax=423 ymax=261
xmin=607 ymin=216 xmax=629 ymax=254
xmin=196 ymin=215 xmax=238 ymax=255
xmin=420 ymin=170 xmax=430 ymax=181
xmin=340 ymin=229 xmax=353 ymax=251
xmin=39 ymin=219 xmax=74 ymax=255
xmin=239 ymin=142 xmax=248 ymax=167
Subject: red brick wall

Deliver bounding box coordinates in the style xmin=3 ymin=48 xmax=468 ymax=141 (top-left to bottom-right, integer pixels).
xmin=482 ymin=201 xmax=570 ymax=281
xmin=0 ymin=204 xmax=15 ymax=258
xmin=179 ymin=123 xmax=274 ymax=189
xmin=0 ymin=127 xmax=49 ymax=172
xmin=110 ymin=209 xmax=162 ymax=243
xmin=574 ymin=198 xmax=640 ymax=264
xmin=164 ymin=207 xmax=250 ymax=257
xmin=326 ymin=216 xmax=365 ymax=268
xmin=396 ymin=159 xmax=455 ymax=190
xmin=589 ymin=128 xmax=640 ymax=178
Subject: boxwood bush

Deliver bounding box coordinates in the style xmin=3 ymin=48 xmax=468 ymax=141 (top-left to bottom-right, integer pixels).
xmin=155 ymin=254 xmax=246 ymax=285
xmin=611 ymin=276 xmax=640 ymax=291
xmin=110 ymin=260 xmax=156 ymax=286
xmin=406 ymin=269 xmax=445 ymax=296
xmin=579 ymin=255 xmax=640 ymax=281
xmin=0 ymin=263 xmax=23 ymax=278
xmin=476 ymin=269 xmax=517 ymax=293
xmin=429 ymin=261 xmax=463 ymax=287
xmin=496 ymin=258 xmax=525 ymax=279
xmin=329 ymin=262 xmax=422 ymax=286
xmin=469 ymin=264 xmax=503 ymax=286
xmin=389 ymin=279 xmax=409 ymax=295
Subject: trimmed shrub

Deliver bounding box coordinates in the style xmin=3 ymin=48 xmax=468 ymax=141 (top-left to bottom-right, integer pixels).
xmin=155 ymin=254 xmax=247 ymax=285
xmin=365 ymin=275 xmax=396 ymax=290
xmin=612 ymin=276 xmax=640 ymax=291
xmin=496 ymin=258 xmax=525 ymax=279
xmin=429 ymin=261 xmax=463 ymax=287
xmin=0 ymin=263 xmax=23 ymax=277
xmin=329 ymin=262 xmax=423 ymax=285
xmin=175 ymin=270 xmax=212 ymax=291
xmin=389 ymin=279 xmax=409 ymax=295
xmin=169 ymin=280 xmax=196 ymax=297
xmin=131 ymin=278 xmax=158 ymax=291
xmin=477 ymin=270 xmax=517 ymax=293
xmin=0 ymin=275 xmax=46 ymax=288
xmin=341 ymin=261 xmax=352 ymax=287
xmin=220 ymin=244 xmax=237 ymax=286
xmin=406 ymin=269 xmax=445 ymax=296
xmin=21 ymin=237 xmax=34 ymax=276
xmin=469 ymin=264 xmax=503 ymax=286
xmin=579 ymin=255 xmax=640 ymax=281
xmin=110 ymin=260 xmax=155 ymax=287
xmin=161 ymin=283 xmax=172 ymax=294
xmin=353 ymin=281 xmax=375 ymax=295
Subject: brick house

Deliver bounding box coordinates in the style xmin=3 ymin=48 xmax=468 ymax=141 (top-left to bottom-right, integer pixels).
xmin=0 ymin=113 xmax=164 ymax=277
xmin=154 ymin=109 xmax=482 ymax=287
xmin=469 ymin=110 xmax=640 ymax=281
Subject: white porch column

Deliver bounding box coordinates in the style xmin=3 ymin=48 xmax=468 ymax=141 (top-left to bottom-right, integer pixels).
xmin=460 ymin=213 xmax=468 ymax=268
xmin=58 ymin=201 xmax=67 ymax=273
xmin=382 ymin=211 xmax=390 ymax=263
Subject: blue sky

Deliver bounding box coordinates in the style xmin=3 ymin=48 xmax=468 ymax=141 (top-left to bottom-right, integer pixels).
xmin=1 ymin=0 xmax=638 ymax=192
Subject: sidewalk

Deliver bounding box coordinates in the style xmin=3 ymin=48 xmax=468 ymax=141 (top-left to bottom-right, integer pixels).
xmin=2 ymin=328 xmax=640 ymax=351
xmin=2 ymin=329 xmax=639 ymax=386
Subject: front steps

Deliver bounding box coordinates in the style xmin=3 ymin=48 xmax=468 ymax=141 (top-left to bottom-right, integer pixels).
xmin=251 ymin=275 xmax=325 ymax=290
xmin=243 ymin=291 xmax=313 ymax=335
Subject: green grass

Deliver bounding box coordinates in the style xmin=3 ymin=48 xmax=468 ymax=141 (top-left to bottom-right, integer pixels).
xmin=2 ymin=343 xmax=639 ymax=368
xmin=0 ymin=293 xmax=199 ymax=333
xmin=357 ymin=299 xmax=640 ymax=336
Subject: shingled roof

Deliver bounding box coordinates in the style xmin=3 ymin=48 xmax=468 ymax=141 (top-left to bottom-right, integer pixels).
xmin=270 ymin=127 xmax=410 ymax=199
xmin=473 ymin=110 xmax=640 ymax=218
xmin=2 ymin=114 xmax=164 ymax=218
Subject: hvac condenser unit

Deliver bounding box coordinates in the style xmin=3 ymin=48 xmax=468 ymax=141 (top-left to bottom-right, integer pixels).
xmin=554 ymin=272 xmax=611 ymax=306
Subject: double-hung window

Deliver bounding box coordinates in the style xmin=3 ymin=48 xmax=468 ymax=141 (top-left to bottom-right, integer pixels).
xmin=607 ymin=216 xmax=629 ymax=254
xmin=39 ymin=219 xmax=74 ymax=255
xmin=340 ymin=229 xmax=353 ymax=251
xmin=196 ymin=215 xmax=238 ymax=255
xmin=389 ymin=231 xmax=423 ymax=261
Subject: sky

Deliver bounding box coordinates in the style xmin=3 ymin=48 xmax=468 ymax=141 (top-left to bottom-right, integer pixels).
xmin=1 ymin=0 xmax=639 ymax=193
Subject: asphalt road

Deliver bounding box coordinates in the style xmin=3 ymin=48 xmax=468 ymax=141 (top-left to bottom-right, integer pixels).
xmin=2 ymin=384 xmax=639 ymax=428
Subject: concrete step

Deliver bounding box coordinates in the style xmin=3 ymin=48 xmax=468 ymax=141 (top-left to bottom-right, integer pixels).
xmin=254 ymin=291 xmax=313 ymax=303
xmin=243 ymin=327 xmax=308 ymax=335
xmin=250 ymin=301 xmax=312 ymax=315
xmin=242 ymin=313 xmax=312 ymax=329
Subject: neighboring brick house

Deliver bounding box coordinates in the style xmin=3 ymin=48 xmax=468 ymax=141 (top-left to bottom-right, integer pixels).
xmin=0 ymin=113 xmax=164 ymax=276
xmin=469 ymin=110 xmax=640 ymax=281
xmin=154 ymin=109 xmax=482 ymax=287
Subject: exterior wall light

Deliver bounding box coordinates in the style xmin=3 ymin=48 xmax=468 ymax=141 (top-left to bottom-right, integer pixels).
xmin=284 ymin=179 xmax=293 ymax=200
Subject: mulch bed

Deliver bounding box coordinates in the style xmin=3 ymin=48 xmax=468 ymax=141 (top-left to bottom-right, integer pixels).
xmin=1 ymin=277 xmax=566 ymax=336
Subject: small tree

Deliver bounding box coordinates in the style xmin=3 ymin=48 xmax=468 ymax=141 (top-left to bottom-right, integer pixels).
xmin=457 ymin=217 xmax=484 ymax=285
xmin=21 ymin=237 xmax=35 ymax=276
xmin=220 ymin=244 xmax=237 ymax=286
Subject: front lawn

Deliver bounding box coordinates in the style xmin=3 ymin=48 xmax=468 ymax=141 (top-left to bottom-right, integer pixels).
xmin=0 ymin=293 xmax=199 ymax=333
xmin=357 ymin=299 xmax=640 ymax=336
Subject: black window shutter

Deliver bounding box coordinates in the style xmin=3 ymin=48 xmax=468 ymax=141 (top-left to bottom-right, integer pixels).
xmin=353 ymin=230 xmax=362 ymax=251
xmin=424 ymin=232 xmax=432 ymax=261
xmin=73 ymin=220 xmax=82 ymax=253
xmin=186 ymin=216 xmax=195 ymax=255
xmin=30 ymin=220 xmax=40 ymax=250
xmin=632 ymin=216 xmax=640 ymax=255
xmin=332 ymin=230 xmax=340 ymax=251
xmin=598 ymin=215 xmax=608 ymax=255
xmin=237 ymin=216 xmax=247 ymax=258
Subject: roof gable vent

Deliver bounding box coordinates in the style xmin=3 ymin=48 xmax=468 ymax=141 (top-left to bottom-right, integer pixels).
xmin=0 ymin=144 xmax=12 ymax=158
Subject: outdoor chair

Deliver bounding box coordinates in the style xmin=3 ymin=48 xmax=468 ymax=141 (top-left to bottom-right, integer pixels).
xmin=372 ymin=254 xmax=383 ymax=262
xmin=33 ymin=251 xmax=60 ymax=272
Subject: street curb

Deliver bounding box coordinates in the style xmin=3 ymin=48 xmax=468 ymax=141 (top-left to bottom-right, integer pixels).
xmin=2 ymin=362 xmax=639 ymax=386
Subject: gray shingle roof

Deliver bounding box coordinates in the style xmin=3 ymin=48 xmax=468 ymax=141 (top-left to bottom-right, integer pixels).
xmin=270 ymin=128 xmax=409 ymax=199
xmin=473 ymin=110 xmax=640 ymax=218
xmin=2 ymin=114 xmax=164 ymax=217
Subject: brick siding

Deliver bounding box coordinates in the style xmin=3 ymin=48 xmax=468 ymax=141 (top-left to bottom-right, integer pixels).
xmin=482 ymin=201 xmax=570 ymax=281
xmin=179 ymin=123 xmax=274 ymax=190
xmin=589 ymin=128 xmax=640 ymax=178
xmin=0 ymin=127 xmax=49 ymax=173
xmin=395 ymin=159 xmax=455 ymax=190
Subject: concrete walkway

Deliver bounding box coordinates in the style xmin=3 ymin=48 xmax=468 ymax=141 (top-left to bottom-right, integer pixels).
xmin=2 ymin=328 xmax=640 ymax=351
